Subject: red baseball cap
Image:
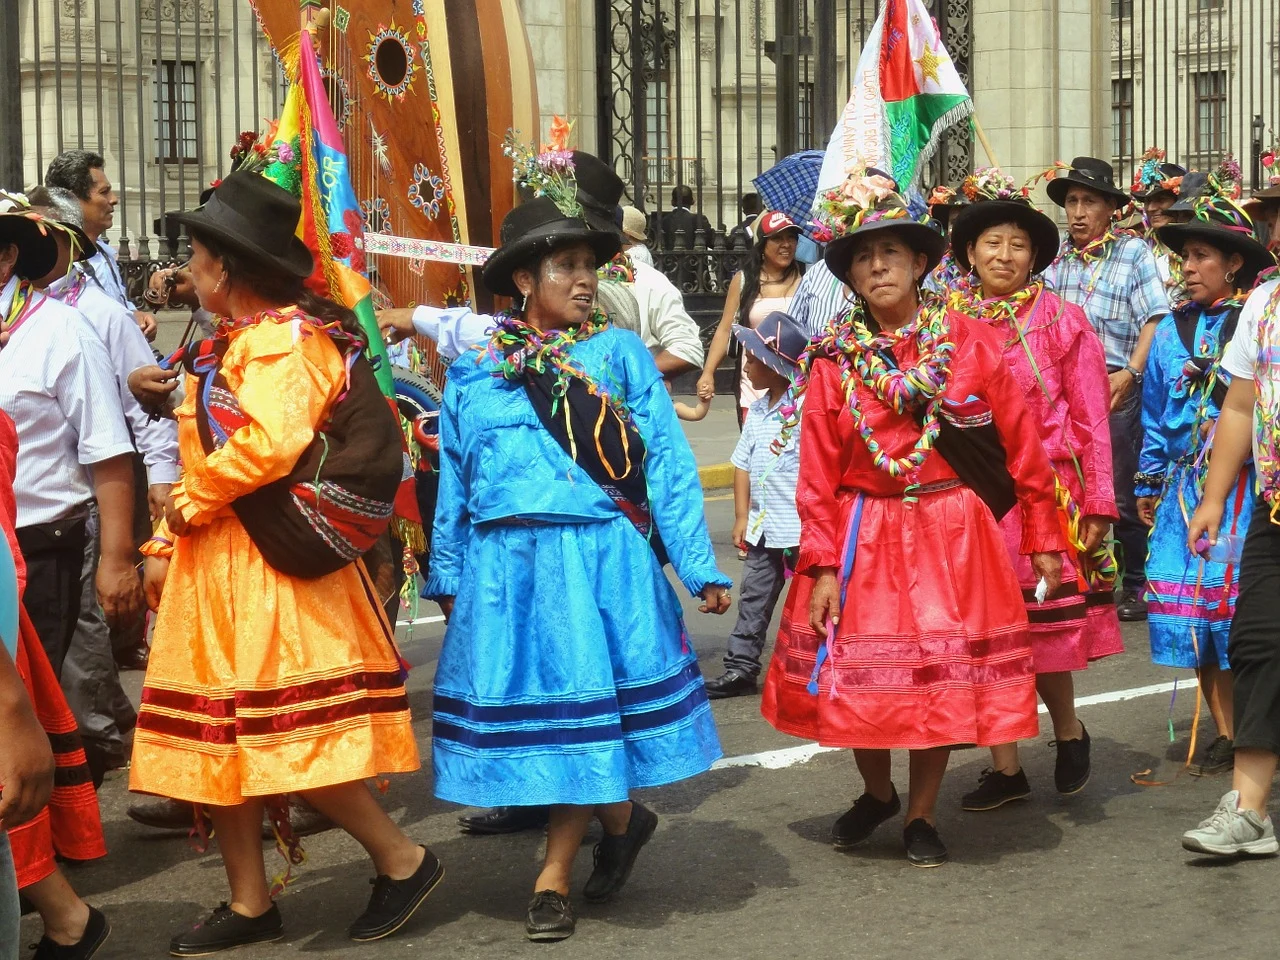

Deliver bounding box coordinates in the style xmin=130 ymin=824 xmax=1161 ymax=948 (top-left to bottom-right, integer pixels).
xmin=756 ymin=210 xmax=801 ymax=237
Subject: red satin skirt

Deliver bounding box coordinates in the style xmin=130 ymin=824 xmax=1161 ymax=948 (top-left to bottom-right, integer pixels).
xmin=8 ymin=608 xmax=106 ymax=888
xmin=761 ymin=485 xmax=1040 ymax=750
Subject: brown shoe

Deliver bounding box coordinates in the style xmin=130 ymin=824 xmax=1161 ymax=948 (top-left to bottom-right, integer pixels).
xmin=128 ymin=797 xmax=206 ymax=832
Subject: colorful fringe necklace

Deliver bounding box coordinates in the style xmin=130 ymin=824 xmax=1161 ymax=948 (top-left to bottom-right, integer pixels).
xmin=948 ymin=280 xmax=1043 ymax=330
xmin=1051 ymin=230 xmax=1118 ymax=307
xmin=1 ymin=279 xmax=43 ymax=346
xmin=777 ymin=297 xmax=955 ymax=478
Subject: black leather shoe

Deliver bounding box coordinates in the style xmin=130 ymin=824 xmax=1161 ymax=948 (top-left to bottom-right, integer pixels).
xmin=128 ymin=798 xmax=208 ymax=833
xmin=704 ymin=670 xmax=758 ymax=700
xmin=831 ymin=786 xmax=901 ymax=849
xmin=348 ymin=846 xmax=444 ymax=942
xmin=457 ymin=806 xmax=550 ymax=835
xmin=903 ymin=818 xmax=948 ymax=867
xmin=961 ymin=768 xmax=1031 ymax=812
xmin=1190 ymin=735 xmax=1235 ymax=777
xmin=32 ymin=905 xmax=111 ymax=959
xmin=525 ymin=890 xmax=575 ymax=942
xmin=1116 ymin=590 xmax=1148 ymax=622
xmin=1052 ymin=723 xmax=1091 ymax=794
xmin=582 ymin=801 xmax=659 ymax=903
xmin=170 ymin=903 xmax=283 ymax=957
xmin=114 ymin=643 xmax=150 ymax=672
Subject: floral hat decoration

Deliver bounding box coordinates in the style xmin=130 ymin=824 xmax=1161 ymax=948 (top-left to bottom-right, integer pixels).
xmin=1129 ymin=147 xmax=1188 ymax=203
xmin=482 ymin=118 xmax=620 ymax=298
xmin=947 ymin=167 xmax=1062 ymax=275
xmin=816 ymin=165 xmax=945 ymax=280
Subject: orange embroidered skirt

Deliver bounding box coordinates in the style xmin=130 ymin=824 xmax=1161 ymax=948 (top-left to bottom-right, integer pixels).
xmin=129 ymin=514 xmax=419 ymax=806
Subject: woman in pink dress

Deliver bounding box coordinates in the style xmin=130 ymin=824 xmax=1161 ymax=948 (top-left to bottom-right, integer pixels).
xmin=699 ymin=212 xmax=805 ymax=424
xmin=946 ymin=169 xmax=1123 ymax=811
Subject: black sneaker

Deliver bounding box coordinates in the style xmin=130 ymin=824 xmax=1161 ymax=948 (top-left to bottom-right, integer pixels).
xmin=1052 ymin=723 xmax=1091 ymax=794
xmin=128 ymin=798 xmax=206 ymax=833
xmin=961 ymin=767 xmax=1032 ymax=812
xmin=457 ymin=805 xmax=551 ymax=835
xmin=1190 ymin=735 xmax=1236 ymax=777
xmin=348 ymin=847 xmax=445 ymax=942
xmin=169 ymin=903 xmax=282 ymax=957
xmin=525 ymin=890 xmax=575 ymax=942
xmin=582 ymin=801 xmax=659 ymax=903
xmin=1116 ymin=591 xmax=1148 ymax=622
xmin=704 ymin=670 xmax=758 ymax=700
xmin=831 ymin=786 xmax=901 ymax=849
xmin=903 ymin=818 xmax=948 ymax=867
xmin=32 ymin=905 xmax=111 ymax=960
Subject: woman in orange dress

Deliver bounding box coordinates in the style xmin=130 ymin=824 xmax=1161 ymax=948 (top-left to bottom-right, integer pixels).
xmin=130 ymin=173 xmax=439 ymax=956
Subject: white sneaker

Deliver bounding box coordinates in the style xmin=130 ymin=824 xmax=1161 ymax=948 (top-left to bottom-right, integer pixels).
xmin=1181 ymin=790 xmax=1280 ymax=857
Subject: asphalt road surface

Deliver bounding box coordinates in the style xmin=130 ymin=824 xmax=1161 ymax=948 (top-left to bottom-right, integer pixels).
xmin=23 ymin=497 xmax=1273 ymax=960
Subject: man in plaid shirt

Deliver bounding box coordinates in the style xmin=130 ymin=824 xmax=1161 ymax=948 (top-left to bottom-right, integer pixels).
xmin=1044 ymin=157 xmax=1171 ymax=621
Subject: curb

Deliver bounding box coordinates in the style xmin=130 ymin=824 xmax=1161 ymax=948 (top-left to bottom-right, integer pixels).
xmin=699 ymin=462 xmax=735 ymax=491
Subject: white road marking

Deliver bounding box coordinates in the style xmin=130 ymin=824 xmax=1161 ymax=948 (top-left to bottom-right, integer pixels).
xmin=711 ymin=677 xmax=1199 ymax=771
xmin=398 ymin=615 xmax=445 ymax=626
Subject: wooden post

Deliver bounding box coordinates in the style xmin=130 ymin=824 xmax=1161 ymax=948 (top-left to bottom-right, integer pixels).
xmin=973 ymin=115 xmax=1000 ymax=169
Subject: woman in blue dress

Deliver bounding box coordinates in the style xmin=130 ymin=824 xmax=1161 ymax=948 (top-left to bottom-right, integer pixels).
xmin=424 ymin=176 xmax=731 ymax=941
xmin=1136 ymin=192 xmax=1274 ymax=776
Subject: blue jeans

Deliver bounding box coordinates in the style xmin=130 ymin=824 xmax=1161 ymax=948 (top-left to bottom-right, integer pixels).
xmin=1109 ymin=383 xmax=1146 ymax=593
xmin=0 ymin=831 xmax=19 ymax=960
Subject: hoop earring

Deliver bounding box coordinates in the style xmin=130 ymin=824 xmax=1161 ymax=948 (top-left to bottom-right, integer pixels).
xmin=1226 ymin=271 xmax=1236 ymax=285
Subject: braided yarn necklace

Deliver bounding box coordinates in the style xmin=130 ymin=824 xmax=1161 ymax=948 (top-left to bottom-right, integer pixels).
xmin=776 ymin=296 xmax=955 ymax=478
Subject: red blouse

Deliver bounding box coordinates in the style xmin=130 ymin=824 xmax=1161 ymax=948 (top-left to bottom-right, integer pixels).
xmin=796 ymin=314 xmax=1065 ymax=573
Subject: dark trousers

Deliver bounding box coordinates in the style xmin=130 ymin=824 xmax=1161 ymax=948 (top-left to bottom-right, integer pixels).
xmin=1228 ymin=500 xmax=1280 ymax=755
xmin=1109 ymin=383 xmax=1146 ymax=592
xmin=16 ymin=516 xmax=87 ymax=675
xmin=725 ymin=540 xmax=790 ymax=678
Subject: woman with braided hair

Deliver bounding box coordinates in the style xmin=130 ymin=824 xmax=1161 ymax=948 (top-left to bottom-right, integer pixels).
xmin=760 ymin=169 xmax=1065 ymax=867
xmin=1135 ymin=193 xmax=1275 ymax=780
xmin=945 ymin=168 xmax=1122 ymax=812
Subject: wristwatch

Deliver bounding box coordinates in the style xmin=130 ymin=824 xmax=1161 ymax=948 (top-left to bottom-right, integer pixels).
xmin=1123 ymin=363 xmax=1143 ymax=382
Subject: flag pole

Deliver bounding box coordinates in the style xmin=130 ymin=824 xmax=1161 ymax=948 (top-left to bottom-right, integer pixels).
xmin=973 ymin=115 xmax=1000 ymax=169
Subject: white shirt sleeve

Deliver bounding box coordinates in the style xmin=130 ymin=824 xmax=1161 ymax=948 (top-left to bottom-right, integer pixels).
xmin=1221 ymin=280 xmax=1277 ymax=381
xmin=411 ymin=306 xmax=495 ymax=361
xmin=635 ymin=264 xmax=704 ymax=368
xmin=53 ymin=317 xmax=135 ymax=467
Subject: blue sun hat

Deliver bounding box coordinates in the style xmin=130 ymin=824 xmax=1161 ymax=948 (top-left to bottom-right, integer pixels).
xmin=732 ymin=310 xmax=809 ymax=379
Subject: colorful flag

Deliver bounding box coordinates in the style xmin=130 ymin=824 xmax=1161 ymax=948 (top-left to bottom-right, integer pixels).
xmin=815 ymin=0 xmax=972 ymax=194
xmin=265 ymin=27 xmax=394 ymax=396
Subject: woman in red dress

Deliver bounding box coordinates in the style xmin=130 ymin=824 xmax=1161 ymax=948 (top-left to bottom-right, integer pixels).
xmin=761 ymin=169 xmax=1066 ymax=866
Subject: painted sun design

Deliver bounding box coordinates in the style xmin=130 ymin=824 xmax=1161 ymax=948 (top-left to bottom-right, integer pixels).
xmin=407 ymin=163 xmax=446 ymax=220
xmin=360 ymin=196 xmax=392 ymax=233
xmin=366 ymin=22 xmax=418 ymax=102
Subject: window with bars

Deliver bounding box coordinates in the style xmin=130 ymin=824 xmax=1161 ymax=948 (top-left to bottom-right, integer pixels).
xmin=1112 ymin=78 xmax=1133 ymax=162
xmin=798 ymin=81 xmax=816 ymax=148
xmin=155 ymin=60 xmax=198 ymax=163
xmin=1194 ymin=70 xmax=1227 ymax=154
xmin=1111 ymin=0 xmax=1133 ymax=18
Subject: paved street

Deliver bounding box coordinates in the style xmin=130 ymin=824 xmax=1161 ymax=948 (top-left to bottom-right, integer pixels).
xmin=23 ymin=495 xmax=1272 ymax=960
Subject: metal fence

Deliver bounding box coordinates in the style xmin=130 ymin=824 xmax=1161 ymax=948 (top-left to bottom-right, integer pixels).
xmin=596 ymin=0 xmax=975 ymax=296
xmin=1112 ymin=0 xmax=1280 ymax=191
xmin=8 ymin=0 xmax=286 ymax=297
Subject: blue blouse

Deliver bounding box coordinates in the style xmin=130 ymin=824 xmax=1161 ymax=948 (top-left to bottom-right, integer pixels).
xmin=1136 ymin=303 xmax=1242 ymax=498
xmin=424 ymin=326 xmax=731 ymax=599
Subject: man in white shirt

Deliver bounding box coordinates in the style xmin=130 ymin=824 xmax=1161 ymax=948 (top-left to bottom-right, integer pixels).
xmin=31 ymin=189 xmax=179 ymax=777
xmin=0 ymin=196 xmax=144 ymax=784
xmin=44 ymin=150 xmax=158 ymax=341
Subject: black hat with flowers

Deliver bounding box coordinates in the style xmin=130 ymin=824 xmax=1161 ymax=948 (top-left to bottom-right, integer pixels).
xmin=1157 ymin=193 xmax=1275 ymax=289
xmin=949 ymin=168 xmax=1062 ymax=276
xmin=0 ymin=190 xmax=94 ymax=281
xmin=482 ymin=127 xmax=621 ymax=298
xmin=816 ymin=167 xmax=946 ymax=281
xmin=1130 ymin=148 xmax=1188 ymax=203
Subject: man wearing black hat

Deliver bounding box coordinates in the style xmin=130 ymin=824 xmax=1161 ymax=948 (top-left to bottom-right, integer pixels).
xmin=1043 ymin=157 xmax=1171 ymax=621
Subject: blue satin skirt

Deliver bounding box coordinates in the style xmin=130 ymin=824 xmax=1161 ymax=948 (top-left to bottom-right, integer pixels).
xmin=431 ymin=516 xmax=723 ymax=806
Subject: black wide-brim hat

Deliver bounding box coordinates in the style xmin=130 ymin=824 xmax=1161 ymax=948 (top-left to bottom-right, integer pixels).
xmin=1167 ymin=172 xmax=1211 ymax=214
xmin=481 ymin=196 xmax=621 ymax=298
xmin=1132 ymin=162 xmax=1188 ymax=202
xmin=0 ymin=214 xmax=94 ymax=281
xmin=824 ymin=220 xmax=946 ymax=283
xmin=949 ymin=200 xmax=1061 ymax=275
xmin=1156 ymin=219 xmax=1275 ymax=290
xmin=1047 ymin=157 xmax=1129 ymax=208
xmin=170 ymin=171 xmax=314 ymax=278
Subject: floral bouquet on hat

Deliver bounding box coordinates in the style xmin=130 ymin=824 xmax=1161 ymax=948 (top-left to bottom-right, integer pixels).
xmin=810 ymin=163 xmax=929 ymax=244
xmin=961 ymin=167 xmax=1033 ymax=204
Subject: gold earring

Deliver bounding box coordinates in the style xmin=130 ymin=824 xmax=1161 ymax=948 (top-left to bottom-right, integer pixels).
xmin=213 ymin=275 xmax=225 ymax=293
xmin=1226 ymin=271 xmax=1236 ymax=284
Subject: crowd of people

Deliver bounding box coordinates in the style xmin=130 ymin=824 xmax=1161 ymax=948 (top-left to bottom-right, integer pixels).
xmin=3 ymin=133 xmax=1280 ymax=958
